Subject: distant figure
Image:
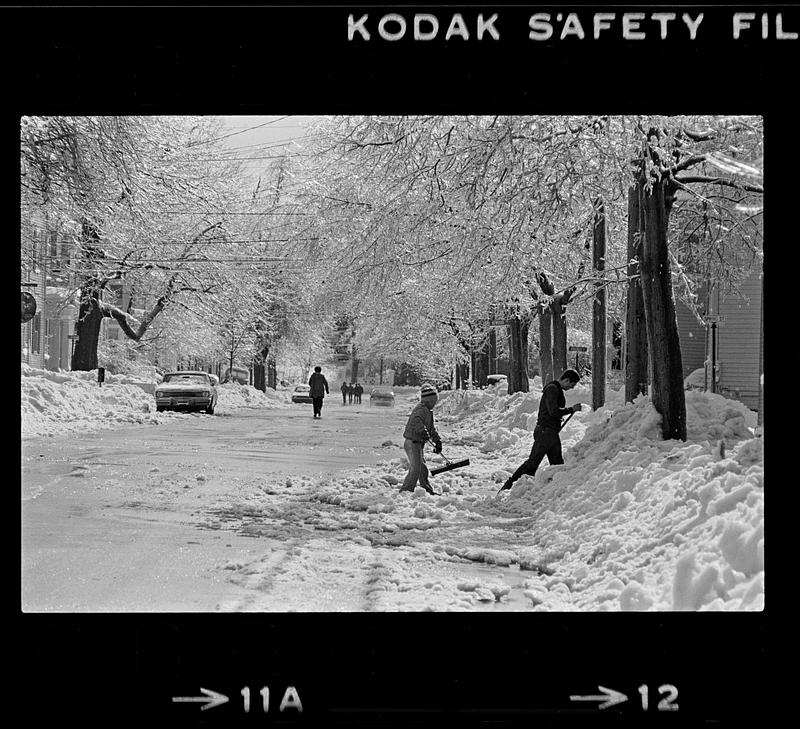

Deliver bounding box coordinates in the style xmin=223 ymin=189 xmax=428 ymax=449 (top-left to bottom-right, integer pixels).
xmin=400 ymin=383 xmax=442 ymax=495
xmin=499 ymin=369 xmax=582 ymax=491
xmin=354 ymin=382 xmax=363 ymax=404
xmin=348 ymin=382 xmax=354 ymax=404
xmin=341 ymin=381 xmax=348 ymax=405
xmin=308 ymin=366 xmax=330 ymax=419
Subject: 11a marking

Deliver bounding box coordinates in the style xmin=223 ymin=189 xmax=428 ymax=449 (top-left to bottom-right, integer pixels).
xmin=240 ymin=686 xmax=303 ymax=713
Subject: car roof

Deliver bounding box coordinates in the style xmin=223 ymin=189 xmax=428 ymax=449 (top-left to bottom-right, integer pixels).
xmin=295 ymin=384 xmax=310 ymax=389
xmin=164 ymin=371 xmax=211 ymax=377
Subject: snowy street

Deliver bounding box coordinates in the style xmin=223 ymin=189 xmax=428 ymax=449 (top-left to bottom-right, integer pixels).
xmin=23 ymin=403 xmax=412 ymax=611
xmin=22 ymin=367 xmax=764 ymax=612
xmin=22 ymin=398 xmax=534 ymax=612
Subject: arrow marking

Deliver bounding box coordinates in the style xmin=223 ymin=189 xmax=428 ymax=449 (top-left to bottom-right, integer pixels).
xmin=569 ymin=685 xmax=628 ymax=710
xmin=172 ymin=687 xmax=229 ymax=711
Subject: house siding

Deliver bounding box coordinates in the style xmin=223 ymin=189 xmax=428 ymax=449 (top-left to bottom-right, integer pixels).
xmin=717 ymin=273 xmax=763 ymax=411
xmin=675 ymin=288 xmax=708 ymax=380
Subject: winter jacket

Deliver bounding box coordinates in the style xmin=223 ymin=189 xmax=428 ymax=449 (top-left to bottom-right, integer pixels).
xmin=403 ymin=402 xmax=441 ymax=446
xmin=536 ymin=380 xmax=572 ymax=431
xmin=308 ymin=372 xmax=329 ymax=398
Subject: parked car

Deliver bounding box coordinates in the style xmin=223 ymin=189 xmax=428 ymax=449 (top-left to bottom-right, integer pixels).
xmin=155 ymin=371 xmax=218 ymax=414
xmin=208 ymin=373 xmax=220 ymax=387
xmin=369 ymin=387 xmax=395 ymax=407
xmin=222 ymin=365 xmax=249 ymax=385
xmin=291 ymin=384 xmax=313 ymax=404
xmin=487 ymin=374 xmax=508 ymax=386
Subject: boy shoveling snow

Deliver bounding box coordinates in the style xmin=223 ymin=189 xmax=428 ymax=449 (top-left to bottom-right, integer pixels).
xmin=400 ymin=383 xmax=442 ymax=495
xmin=499 ymin=368 xmax=582 ymax=493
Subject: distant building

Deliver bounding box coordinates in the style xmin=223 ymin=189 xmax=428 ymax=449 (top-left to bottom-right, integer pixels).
xmin=21 ymin=218 xmax=84 ymax=372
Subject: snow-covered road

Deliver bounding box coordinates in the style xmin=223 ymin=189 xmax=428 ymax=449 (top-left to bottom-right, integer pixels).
xmin=21 ymin=402 xmax=565 ymax=612
xmin=22 ymin=366 xmax=764 ymax=612
xmin=22 ymin=403 xmax=413 ymax=611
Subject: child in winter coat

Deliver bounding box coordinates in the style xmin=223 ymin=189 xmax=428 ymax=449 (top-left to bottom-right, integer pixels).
xmin=400 ymin=383 xmax=442 ymax=494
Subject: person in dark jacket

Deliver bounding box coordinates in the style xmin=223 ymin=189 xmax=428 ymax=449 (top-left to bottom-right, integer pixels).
xmin=348 ymin=383 xmax=354 ymax=404
xmin=400 ymin=383 xmax=442 ymax=494
xmin=308 ymin=366 xmax=330 ymax=418
xmin=341 ymin=381 xmax=348 ymax=405
xmin=354 ymin=382 xmax=363 ymax=404
xmin=499 ymin=369 xmax=582 ymax=491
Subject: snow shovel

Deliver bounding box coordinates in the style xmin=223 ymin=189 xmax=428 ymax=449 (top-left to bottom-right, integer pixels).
xmin=429 ymin=453 xmax=470 ymax=477
xmin=420 ymin=423 xmax=470 ymax=477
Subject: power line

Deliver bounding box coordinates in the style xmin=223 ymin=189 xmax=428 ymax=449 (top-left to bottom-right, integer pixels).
xmin=192 ymin=116 xmax=293 ymax=145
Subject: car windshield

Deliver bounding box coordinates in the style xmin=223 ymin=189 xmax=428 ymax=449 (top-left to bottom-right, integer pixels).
xmin=295 ymin=385 xmax=309 ymax=392
xmin=372 ymin=389 xmax=392 ymax=395
xmin=163 ymin=374 xmax=208 ymax=385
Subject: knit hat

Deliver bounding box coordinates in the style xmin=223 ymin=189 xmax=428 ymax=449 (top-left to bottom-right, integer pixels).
xmin=420 ymin=383 xmax=438 ymax=398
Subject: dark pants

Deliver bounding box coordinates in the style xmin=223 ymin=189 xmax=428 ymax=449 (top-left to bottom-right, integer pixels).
xmin=312 ymin=396 xmax=324 ymax=417
xmin=508 ymin=426 xmax=563 ymax=486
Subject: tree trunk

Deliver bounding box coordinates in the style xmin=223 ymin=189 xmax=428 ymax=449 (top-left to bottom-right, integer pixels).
xmin=70 ymin=285 xmax=103 ymax=371
xmin=592 ymin=196 xmax=607 ymax=411
xmin=488 ymin=326 xmax=497 ymax=372
xmin=538 ymin=304 xmax=553 ymax=386
xmin=267 ymin=355 xmax=277 ymax=389
xmin=253 ymin=345 xmax=269 ymax=391
xmin=551 ymin=298 xmax=567 ymax=377
xmin=507 ymin=315 xmax=530 ymax=393
xmin=474 ymin=337 xmax=490 ymax=387
xmin=625 ymin=185 xmax=649 ymax=402
xmin=71 ymin=221 xmax=105 ymax=372
xmin=457 ymin=362 xmax=469 ymax=389
xmin=639 ymin=180 xmax=687 ymax=441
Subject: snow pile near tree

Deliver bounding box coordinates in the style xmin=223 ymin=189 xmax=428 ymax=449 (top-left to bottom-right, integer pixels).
xmin=485 ymin=390 xmax=763 ymax=611
xmin=260 ymin=384 xmax=763 ymax=611
xmin=21 ymin=364 xmax=163 ymax=438
xmin=214 ymin=383 xmax=292 ymax=414
xmin=20 ymin=365 xmax=290 ymax=438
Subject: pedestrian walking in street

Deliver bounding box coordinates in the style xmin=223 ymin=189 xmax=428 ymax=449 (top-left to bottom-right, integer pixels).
xmin=400 ymin=383 xmax=442 ymax=495
xmin=348 ymin=383 xmax=354 ymax=404
xmin=308 ymin=366 xmax=330 ymax=419
xmin=354 ymin=382 xmax=363 ymax=404
xmin=499 ymin=369 xmax=582 ymax=491
xmin=341 ymin=381 xmax=348 ymax=405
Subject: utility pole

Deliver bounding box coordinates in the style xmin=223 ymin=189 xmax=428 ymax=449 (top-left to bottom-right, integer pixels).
xmin=592 ymin=196 xmax=607 ymax=411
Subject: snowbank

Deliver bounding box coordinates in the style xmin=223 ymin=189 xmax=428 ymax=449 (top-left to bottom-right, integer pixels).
xmin=20 ymin=364 xmax=290 ymax=438
xmin=292 ymin=383 xmax=763 ymax=611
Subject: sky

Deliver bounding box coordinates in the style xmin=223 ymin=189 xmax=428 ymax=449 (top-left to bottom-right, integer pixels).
xmin=218 ymin=115 xmax=319 ymax=179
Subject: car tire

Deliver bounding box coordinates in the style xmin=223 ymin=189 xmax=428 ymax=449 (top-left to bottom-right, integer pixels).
xmin=206 ymin=404 xmax=215 ymax=415
xmin=156 ymin=405 xmax=164 ymax=412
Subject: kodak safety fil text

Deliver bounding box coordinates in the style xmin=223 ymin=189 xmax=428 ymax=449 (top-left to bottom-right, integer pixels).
xmin=346 ymin=11 xmax=799 ymax=42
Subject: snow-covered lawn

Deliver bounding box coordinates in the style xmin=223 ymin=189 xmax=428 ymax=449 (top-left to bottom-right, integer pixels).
xmin=20 ymin=366 xmax=763 ymax=611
